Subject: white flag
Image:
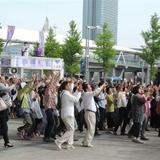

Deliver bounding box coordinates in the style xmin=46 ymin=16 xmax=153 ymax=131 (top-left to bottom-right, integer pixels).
xmin=39 ymin=30 xmax=44 ymax=56
xmin=42 ymin=17 xmax=49 ymax=32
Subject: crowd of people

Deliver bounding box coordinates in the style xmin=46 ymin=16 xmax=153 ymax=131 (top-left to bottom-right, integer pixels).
xmin=0 ymin=72 xmax=160 ymax=150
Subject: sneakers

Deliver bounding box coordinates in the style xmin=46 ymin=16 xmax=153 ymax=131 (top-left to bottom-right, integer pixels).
xmin=82 ymin=141 xmax=94 ymax=148
xmin=86 ymin=144 xmax=94 ymax=148
xmin=128 ymin=134 xmax=134 ymax=139
xmin=141 ymin=136 xmax=149 ymax=141
xmin=113 ymin=132 xmax=118 ymax=135
xmin=145 ymin=128 xmax=150 ymax=131
xmin=121 ymin=132 xmax=127 ymax=136
xmin=132 ymin=137 xmax=144 ymax=144
xmin=17 ymin=132 xmax=25 ymax=140
xmin=55 ymin=140 xmax=62 ymax=151
xmin=23 ymin=135 xmax=31 ymax=140
xmin=63 ymin=144 xmax=75 ymax=150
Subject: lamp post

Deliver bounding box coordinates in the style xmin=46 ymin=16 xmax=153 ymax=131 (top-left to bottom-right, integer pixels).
xmin=85 ymin=25 xmax=102 ymax=82
xmin=140 ymin=60 xmax=145 ymax=85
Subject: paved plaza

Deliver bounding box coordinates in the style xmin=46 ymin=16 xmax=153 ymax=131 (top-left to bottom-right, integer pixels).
xmin=0 ymin=119 xmax=160 ymax=160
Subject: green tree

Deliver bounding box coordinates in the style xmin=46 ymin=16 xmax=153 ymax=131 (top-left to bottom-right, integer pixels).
xmin=94 ymin=23 xmax=116 ymax=81
xmin=62 ymin=20 xmax=83 ymax=75
xmin=0 ymin=24 xmax=3 ymax=54
xmin=44 ymin=27 xmax=61 ymax=58
xmin=141 ymin=13 xmax=160 ymax=81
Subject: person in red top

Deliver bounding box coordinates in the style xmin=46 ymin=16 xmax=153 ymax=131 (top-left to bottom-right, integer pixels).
xmin=43 ymin=71 xmax=60 ymax=142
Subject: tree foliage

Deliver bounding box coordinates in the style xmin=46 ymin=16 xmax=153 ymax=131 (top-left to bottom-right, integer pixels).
xmin=44 ymin=27 xmax=61 ymax=58
xmin=62 ymin=20 xmax=83 ymax=75
xmin=0 ymin=24 xmax=3 ymax=54
xmin=94 ymin=23 xmax=116 ymax=81
xmin=141 ymin=13 xmax=160 ymax=81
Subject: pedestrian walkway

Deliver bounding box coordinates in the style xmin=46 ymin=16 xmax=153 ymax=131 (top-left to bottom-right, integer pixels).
xmin=0 ymin=119 xmax=160 ymax=160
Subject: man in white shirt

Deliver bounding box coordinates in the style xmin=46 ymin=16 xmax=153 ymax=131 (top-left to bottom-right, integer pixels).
xmin=81 ymin=82 xmax=106 ymax=147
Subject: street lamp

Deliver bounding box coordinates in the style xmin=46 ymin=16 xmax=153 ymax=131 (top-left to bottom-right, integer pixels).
xmin=140 ymin=60 xmax=145 ymax=85
xmin=85 ymin=25 xmax=102 ymax=82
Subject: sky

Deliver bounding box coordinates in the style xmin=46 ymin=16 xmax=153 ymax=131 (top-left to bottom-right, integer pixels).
xmin=0 ymin=0 xmax=160 ymax=48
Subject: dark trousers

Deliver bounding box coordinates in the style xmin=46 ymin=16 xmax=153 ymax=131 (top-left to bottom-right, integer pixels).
xmin=128 ymin=122 xmax=141 ymax=138
xmin=40 ymin=108 xmax=47 ymax=135
xmin=98 ymin=107 xmax=106 ymax=130
xmin=76 ymin=110 xmax=85 ymax=132
xmin=95 ymin=109 xmax=100 ymax=134
xmin=114 ymin=107 xmax=128 ymax=134
xmin=17 ymin=112 xmax=33 ymax=136
xmin=106 ymin=112 xmax=115 ymax=129
xmin=44 ymin=108 xmax=55 ymax=138
xmin=33 ymin=118 xmax=42 ymax=133
xmin=0 ymin=109 xmax=9 ymax=144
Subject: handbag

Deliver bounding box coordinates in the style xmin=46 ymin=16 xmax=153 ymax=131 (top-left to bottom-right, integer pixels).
xmin=0 ymin=97 xmax=7 ymax=111
xmin=2 ymin=95 xmax=12 ymax=107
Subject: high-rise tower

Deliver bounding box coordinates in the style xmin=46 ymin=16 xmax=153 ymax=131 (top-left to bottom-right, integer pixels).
xmin=82 ymin=0 xmax=118 ymax=43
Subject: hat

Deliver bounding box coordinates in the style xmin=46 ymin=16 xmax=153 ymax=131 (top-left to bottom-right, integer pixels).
xmin=20 ymin=82 xmax=26 ymax=88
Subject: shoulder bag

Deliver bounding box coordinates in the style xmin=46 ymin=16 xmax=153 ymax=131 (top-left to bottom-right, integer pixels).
xmin=0 ymin=97 xmax=7 ymax=111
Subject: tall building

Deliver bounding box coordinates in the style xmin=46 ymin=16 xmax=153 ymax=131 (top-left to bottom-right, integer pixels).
xmin=82 ymin=0 xmax=118 ymax=43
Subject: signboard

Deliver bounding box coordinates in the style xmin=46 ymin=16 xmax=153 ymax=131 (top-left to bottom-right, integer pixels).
xmin=1 ymin=57 xmax=11 ymax=67
xmin=0 ymin=56 xmax=63 ymax=70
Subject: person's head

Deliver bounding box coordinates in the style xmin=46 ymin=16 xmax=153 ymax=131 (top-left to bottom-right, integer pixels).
xmin=60 ymin=81 xmax=70 ymax=91
xmin=106 ymin=87 xmax=112 ymax=95
xmin=98 ymin=81 xmax=104 ymax=87
xmin=77 ymin=80 xmax=83 ymax=91
xmin=9 ymin=77 xmax=14 ymax=85
xmin=67 ymin=79 xmax=74 ymax=92
xmin=0 ymin=76 xmax=6 ymax=83
xmin=132 ymin=85 xmax=143 ymax=94
xmin=82 ymin=82 xmax=92 ymax=92
xmin=116 ymin=84 xmax=121 ymax=92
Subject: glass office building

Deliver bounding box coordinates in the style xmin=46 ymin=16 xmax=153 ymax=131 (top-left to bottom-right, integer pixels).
xmin=82 ymin=0 xmax=118 ymax=43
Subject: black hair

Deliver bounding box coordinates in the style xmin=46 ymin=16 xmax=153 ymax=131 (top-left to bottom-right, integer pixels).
xmin=106 ymin=86 xmax=110 ymax=94
xmin=98 ymin=81 xmax=104 ymax=87
xmin=59 ymin=81 xmax=69 ymax=91
xmin=5 ymin=76 xmax=9 ymax=80
xmin=131 ymin=85 xmax=140 ymax=94
xmin=82 ymin=82 xmax=88 ymax=92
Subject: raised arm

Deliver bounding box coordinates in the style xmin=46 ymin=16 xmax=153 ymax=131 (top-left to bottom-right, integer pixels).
xmin=0 ymin=83 xmax=15 ymax=92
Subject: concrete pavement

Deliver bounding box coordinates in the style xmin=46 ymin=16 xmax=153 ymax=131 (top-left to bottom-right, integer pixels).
xmin=0 ymin=119 xmax=160 ymax=160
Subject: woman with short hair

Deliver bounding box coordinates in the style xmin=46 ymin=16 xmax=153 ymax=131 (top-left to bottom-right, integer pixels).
xmin=55 ymin=80 xmax=81 ymax=150
xmin=128 ymin=85 xmax=147 ymax=144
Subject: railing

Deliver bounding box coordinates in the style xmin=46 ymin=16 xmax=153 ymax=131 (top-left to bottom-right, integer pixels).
xmin=89 ymin=57 xmax=146 ymax=69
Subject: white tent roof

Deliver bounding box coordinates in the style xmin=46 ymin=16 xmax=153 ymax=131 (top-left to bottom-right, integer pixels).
xmin=0 ymin=26 xmax=141 ymax=53
xmin=0 ymin=26 xmax=39 ymax=43
xmin=113 ymin=45 xmax=142 ymax=53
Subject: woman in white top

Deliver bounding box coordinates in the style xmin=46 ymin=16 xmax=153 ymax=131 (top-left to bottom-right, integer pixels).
xmin=30 ymin=89 xmax=43 ymax=135
xmin=55 ymin=81 xmax=81 ymax=150
xmin=113 ymin=85 xmax=128 ymax=135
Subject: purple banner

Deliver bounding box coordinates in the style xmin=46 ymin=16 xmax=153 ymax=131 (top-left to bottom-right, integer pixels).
xmin=5 ymin=25 xmax=15 ymax=48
